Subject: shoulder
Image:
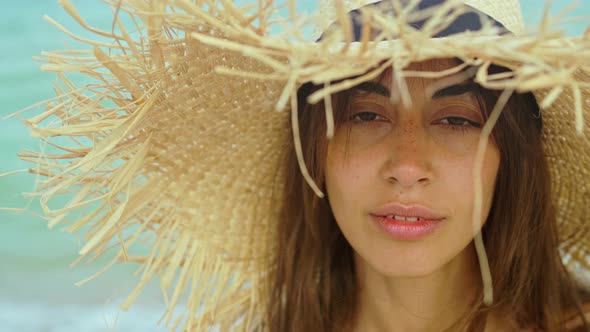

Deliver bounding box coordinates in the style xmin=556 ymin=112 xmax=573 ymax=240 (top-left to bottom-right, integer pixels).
xmin=563 ymin=301 xmax=590 ymax=331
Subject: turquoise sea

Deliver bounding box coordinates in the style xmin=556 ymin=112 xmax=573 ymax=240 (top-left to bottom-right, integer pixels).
xmin=0 ymin=1 xmax=588 ymax=331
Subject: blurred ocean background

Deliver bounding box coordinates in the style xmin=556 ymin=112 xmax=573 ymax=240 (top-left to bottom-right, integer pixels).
xmin=0 ymin=1 xmax=588 ymax=331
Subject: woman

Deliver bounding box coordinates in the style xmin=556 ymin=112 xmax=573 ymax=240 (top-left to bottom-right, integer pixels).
xmin=8 ymin=0 xmax=590 ymax=331
xmin=271 ymin=58 xmax=590 ymax=331
xmin=267 ymin=2 xmax=590 ymax=330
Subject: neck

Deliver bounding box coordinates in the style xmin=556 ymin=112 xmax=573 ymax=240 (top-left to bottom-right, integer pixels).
xmin=351 ymin=242 xmax=481 ymax=332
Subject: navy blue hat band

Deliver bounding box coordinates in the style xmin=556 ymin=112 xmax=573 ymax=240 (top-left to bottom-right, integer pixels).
xmin=321 ymin=0 xmax=509 ymax=41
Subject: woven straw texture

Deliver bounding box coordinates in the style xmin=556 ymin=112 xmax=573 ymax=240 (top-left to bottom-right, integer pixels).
xmin=7 ymin=0 xmax=590 ymax=330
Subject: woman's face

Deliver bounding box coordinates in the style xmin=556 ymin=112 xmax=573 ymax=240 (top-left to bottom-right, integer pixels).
xmin=325 ymin=59 xmax=500 ymax=277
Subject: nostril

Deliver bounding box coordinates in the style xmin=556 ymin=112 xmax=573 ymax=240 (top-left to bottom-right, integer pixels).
xmin=386 ymin=175 xmax=431 ymax=187
xmin=387 ymin=176 xmax=398 ymax=184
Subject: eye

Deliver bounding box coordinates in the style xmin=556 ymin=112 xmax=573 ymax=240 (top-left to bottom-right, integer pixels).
xmin=439 ymin=116 xmax=482 ymax=129
xmin=350 ymin=111 xmax=388 ymax=123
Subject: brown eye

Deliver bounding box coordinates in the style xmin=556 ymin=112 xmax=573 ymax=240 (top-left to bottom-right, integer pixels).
xmin=440 ymin=116 xmax=482 ymax=128
xmin=351 ymin=112 xmax=386 ymax=122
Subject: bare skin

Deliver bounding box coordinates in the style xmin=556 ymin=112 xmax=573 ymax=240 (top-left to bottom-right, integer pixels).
xmin=325 ymin=59 xmax=504 ymax=331
xmin=351 ymin=242 xmax=481 ymax=332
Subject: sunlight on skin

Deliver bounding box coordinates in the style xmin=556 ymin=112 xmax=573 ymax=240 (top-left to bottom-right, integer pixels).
xmin=325 ymin=59 xmax=501 ymax=331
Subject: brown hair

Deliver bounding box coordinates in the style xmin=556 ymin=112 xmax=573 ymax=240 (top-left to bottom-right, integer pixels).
xmin=265 ymin=63 xmax=590 ymax=332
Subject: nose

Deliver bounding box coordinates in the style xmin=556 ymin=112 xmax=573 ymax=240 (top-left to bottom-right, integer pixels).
xmin=380 ymin=120 xmax=433 ymax=188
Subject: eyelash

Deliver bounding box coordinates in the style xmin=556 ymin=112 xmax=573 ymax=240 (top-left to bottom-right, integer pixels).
xmin=350 ymin=112 xmax=387 ymax=123
xmin=439 ymin=116 xmax=482 ymax=132
xmin=349 ymin=111 xmax=482 ymax=131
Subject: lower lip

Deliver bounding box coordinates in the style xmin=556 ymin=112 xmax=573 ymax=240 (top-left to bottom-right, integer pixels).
xmin=371 ymin=215 xmax=445 ymax=240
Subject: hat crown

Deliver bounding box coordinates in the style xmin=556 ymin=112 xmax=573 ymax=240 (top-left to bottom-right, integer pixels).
xmin=317 ymin=0 xmax=525 ymax=37
xmin=462 ymin=0 xmax=525 ymax=34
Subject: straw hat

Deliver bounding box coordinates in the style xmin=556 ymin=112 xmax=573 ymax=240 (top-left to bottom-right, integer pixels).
xmin=10 ymin=0 xmax=590 ymax=330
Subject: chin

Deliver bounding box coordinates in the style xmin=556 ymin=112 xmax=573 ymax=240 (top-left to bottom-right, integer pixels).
xmin=360 ymin=238 xmax=476 ymax=281
xmin=376 ymin=261 xmax=443 ymax=279
xmin=356 ymin=249 xmax=447 ymax=279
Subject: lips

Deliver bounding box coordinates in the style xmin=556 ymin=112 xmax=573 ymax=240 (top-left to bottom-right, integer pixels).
xmin=369 ymin=203 xmax=446 ymax=240
xmin=369 ymin=202 xmax=445 ymax=222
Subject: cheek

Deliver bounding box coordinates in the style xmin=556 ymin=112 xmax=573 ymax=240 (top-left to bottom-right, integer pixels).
xmin=325 ymin=143 xmax=360 ymax=203
xmin=447 ymin=143 xmax=500 ymax=222
xmin=473 ymin=143 xmax=501 ymax=196
xmin=482 ymin=145 xmax=501 ymax=208
xmin=325 ymin=141 xmax=376 ymax=219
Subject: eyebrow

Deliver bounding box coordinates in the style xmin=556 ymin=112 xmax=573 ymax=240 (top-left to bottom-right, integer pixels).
xmin=431 ymin=82 xmax=479 ymax=99
xmin=353 ymin=81 xmax=479 ymax=99
xmin=354 ymin=82 xmax=390 ymax=97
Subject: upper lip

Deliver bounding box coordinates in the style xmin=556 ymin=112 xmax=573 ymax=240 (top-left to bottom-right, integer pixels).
xmin=370 ymin=202 xmax=445 ymax=220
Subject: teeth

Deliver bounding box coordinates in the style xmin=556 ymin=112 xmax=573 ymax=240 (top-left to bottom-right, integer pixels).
xmin=385 ymin=215 xmax=422 ymax=221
